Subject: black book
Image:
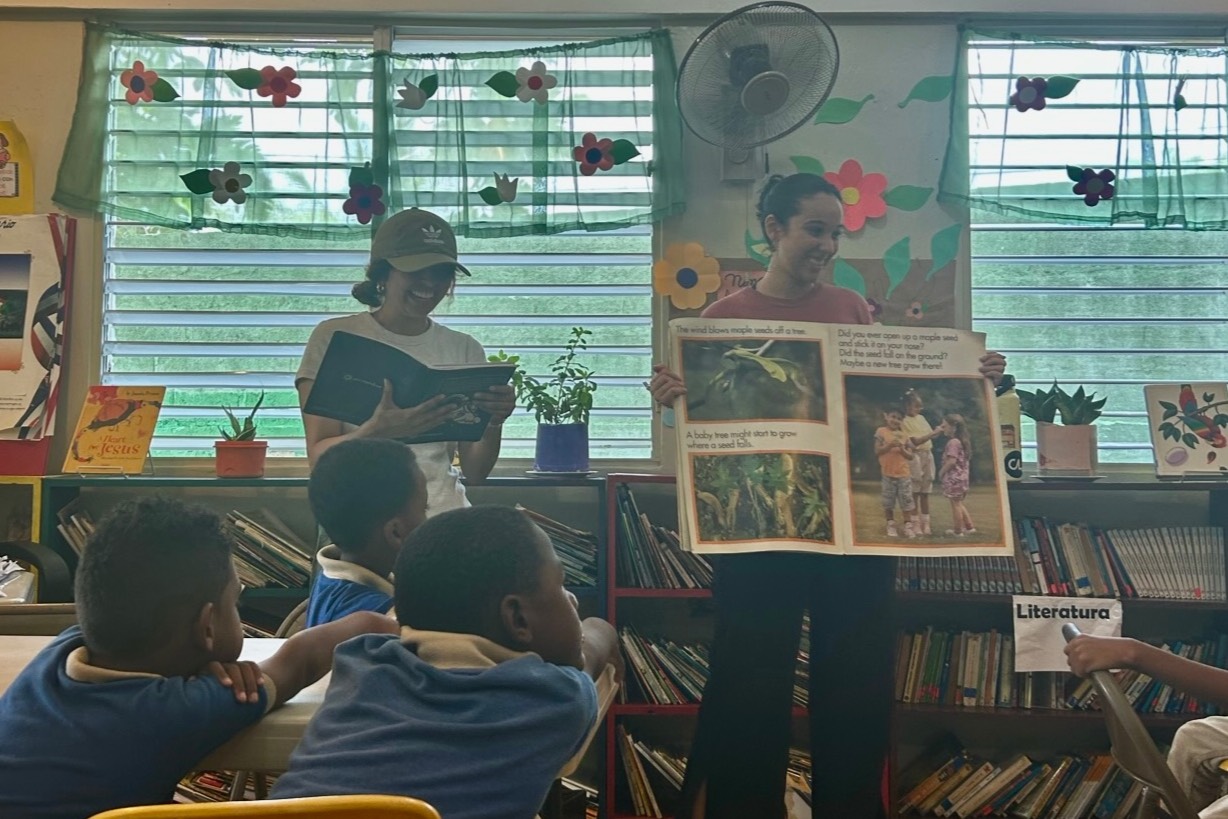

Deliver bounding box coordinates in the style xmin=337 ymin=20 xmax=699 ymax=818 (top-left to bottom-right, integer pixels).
xmin=303 ymin=331 xmax=516 ymax=444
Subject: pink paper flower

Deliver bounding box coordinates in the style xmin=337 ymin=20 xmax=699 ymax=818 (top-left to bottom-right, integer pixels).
xmin=866 ymin=298 xmax=884 ymax=322
xmin=906 ymin=301 xmax=924 ymax=321
xmin=573 ymin=133 xmax=615 ymax=176
xmin=257 ymin=66 xmax=302 ymax=108
xmin=823 ymin=159 xmax=888 ymax=232
xmin=1010 ymin=77 xmax=1048 ymax=112
xmin=1073 ymin=168 xmax=1116 ymax=206
xmin=343 ymin=183 xmax=387 ymax=225
xmin=120 ymin=61 xmax=159 ymax=105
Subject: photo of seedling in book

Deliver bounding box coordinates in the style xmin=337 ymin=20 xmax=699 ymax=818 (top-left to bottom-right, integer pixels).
xmin=691 ymin=452 xmax=833 ymax=543
xmin=680 ymin=338 xmax=825 ymax=423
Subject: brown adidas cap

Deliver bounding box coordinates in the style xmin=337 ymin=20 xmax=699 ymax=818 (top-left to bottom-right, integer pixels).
xmin=370 ymin=208 xmax=471 ymax=276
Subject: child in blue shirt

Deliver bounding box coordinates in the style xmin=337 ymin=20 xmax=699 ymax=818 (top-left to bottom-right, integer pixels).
xmin=306 ymin=437 xmax=427 ymax=626
xmin=0 ymin=496 xmax=396 ymax=819
xmin=271 ymin=505 xmax=622 ymax=819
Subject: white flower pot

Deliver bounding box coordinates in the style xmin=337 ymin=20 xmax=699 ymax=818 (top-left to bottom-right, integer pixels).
xmin=1035 ymin=421 xmax=1098 ymax=476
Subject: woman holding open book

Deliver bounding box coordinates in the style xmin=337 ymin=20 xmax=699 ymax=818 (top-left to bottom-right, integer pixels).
xmin=648 ymin=173 xmax=1006 ymax=819
xmin=296 ymin=208 xmax=516 ymax=516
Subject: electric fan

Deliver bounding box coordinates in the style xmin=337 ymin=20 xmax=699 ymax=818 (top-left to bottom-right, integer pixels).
xmin=677 ymin=1 xmax=840 ymax=152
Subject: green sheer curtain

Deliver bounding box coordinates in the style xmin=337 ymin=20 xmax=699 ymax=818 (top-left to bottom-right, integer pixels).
xmin=54 ymin=23 xmax=685 ymax=239
xmin=940 ymin=27 xmax=1228 ymax=229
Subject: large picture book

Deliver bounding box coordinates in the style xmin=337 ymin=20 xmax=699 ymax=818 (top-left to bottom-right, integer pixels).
xmin=303 ymin=331 xmax=516 ymax=445
xmin=1144 ymin=383 xmax=1228 ymax=478
xmin=668 ymin=319 xmax=1012 ymax=557
xmin=61 ymin=386 xmax=164 ymax=474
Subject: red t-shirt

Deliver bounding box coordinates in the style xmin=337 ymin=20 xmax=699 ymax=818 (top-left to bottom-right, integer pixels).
xmin=701 ymin=283 xmax=873 ymax=325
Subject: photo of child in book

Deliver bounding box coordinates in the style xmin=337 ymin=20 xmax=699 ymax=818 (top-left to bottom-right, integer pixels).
xmin=875 ymin=404 xmax=917 ymax=538
xmin=939 ymin=413 xmax=977 ymax=536
xmin=0 ymin=496 xmax=396 ymax=819
xmin=270 ymin=505 xmax=622 ymax=819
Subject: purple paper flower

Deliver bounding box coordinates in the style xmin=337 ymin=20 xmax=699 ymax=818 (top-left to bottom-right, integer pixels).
xmin=1073 ymin=168 xmax=1116 ymax=206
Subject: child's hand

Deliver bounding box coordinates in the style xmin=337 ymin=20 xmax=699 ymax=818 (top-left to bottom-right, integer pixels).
xmin=202 ymin=660 xmax=264 ymax=704
xmin=1064 ymin=634 xmax=1138 ymax=678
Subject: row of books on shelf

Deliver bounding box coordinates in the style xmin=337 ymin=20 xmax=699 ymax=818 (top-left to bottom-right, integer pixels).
xmin=620 ymin=618 xmax=810 ymax=708
xmin=896 ymin=628 xmax=1226 ymax=716
xmin=897 ymin=556 xmax=1024 ymax=596
xmin=614 ymin=484 xmax=713 ymax=589
xmin=175 ymin=771 xmax=270 ymax=803
xmin=617 ymin=726 xmax=811 ymax=819
xmin=900 ymin=744 xmax=1143 ymax=819
xmin=521 ymin=506 xmax=598 ymax=588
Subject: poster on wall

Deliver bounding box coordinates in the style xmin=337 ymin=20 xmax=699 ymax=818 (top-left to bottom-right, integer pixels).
xmin=0 ymin=214 xmax=72 ymax=442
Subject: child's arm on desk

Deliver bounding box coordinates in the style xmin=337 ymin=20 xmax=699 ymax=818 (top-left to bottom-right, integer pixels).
xmin=260 ymin=611 xmax=398 ymax=708
xmin=1066 ymin=634 xmax=1228 ymax=707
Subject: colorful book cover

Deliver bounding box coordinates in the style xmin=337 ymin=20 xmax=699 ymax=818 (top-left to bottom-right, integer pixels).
xmin=1144 ymin=383 xmax=1228 ymax=477
xmin=61 ymin=386 xmax=165 ymax=474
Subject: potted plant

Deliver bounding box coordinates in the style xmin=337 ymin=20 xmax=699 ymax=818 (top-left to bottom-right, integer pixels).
xmin=215 ymin=391 xmax=267 ymax=478
xmin=1017 ymin=382 xmax=1106 ymax=476
xmin=489 ymin=327 xmax=597 ymax=473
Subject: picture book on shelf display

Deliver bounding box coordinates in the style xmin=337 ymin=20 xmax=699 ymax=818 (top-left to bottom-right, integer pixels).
xmin=61 ymin=386 xmax=164 ymax=474
xmin=668 ymin=319 xmax=1012 ymax=557
xmin=1144 ymin=383 xmax=1228 ymax=478
xmin=303 ymin=331 xmax=515 ymax=444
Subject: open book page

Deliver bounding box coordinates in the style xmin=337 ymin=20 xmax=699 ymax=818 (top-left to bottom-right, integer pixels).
xmin=669 ymin=319 xmax=1012 ymax=558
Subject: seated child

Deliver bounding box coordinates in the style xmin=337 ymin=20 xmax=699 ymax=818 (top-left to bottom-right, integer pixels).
xmin=1066 ymin=633 xmax=1228 ymax=816
xmin=270 ymin=505 xmax=622 ymax=819
xmin=0 ymin=496 xmax=396 ymax=819
xmin=307 ymin=437 xmax=427 ymax=626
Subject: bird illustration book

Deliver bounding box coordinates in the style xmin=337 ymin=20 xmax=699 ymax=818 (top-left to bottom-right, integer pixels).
xmin=62 ymin=386 xmax=165 ymax=474
xmin=1145 ymin=383 xmax=1228 ymax=478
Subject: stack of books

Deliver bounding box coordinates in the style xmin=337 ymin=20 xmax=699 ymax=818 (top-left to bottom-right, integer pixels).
xmin=519 ymin=506 xmax=598 ymax=588
xmin=614 ymin=484 xmax=713 ymax=589
xmin=54 ymin=500 xmax=95 ymax=556
xmin=175 ymin=771 xmax=275 ymax=802
xmin=224 ymin=510 xmax=312 ymax=589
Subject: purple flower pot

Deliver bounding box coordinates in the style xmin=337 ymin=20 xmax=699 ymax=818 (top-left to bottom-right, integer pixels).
xmin=534 ymin=423 xmax=589 ymax=473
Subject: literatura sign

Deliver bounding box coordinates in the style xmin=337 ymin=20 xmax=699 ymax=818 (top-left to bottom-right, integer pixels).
xmin=1012 ymin=595 xmax=1123 ymax=672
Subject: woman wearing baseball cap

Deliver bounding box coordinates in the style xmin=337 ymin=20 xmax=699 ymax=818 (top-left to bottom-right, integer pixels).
xmin=295 ymin=209 xmax=516 ymax=515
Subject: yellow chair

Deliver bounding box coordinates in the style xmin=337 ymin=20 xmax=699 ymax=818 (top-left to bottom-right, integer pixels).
xmin=89 ymin=794 xmax=441 ymax=818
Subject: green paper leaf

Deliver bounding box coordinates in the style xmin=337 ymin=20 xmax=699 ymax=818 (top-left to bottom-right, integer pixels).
xmin=897 ymin=75 xmax=953 ymax=108
xmin=1174 ymin=93 xmax=1188 ymax=111
xmin=180 ymin=169 xmax=214 ymax=195
xmin=151 ymin=78 xmax=179 ymax=102
xmin=883 ymin=185 xmax=933 ymax=212
xmin=744 ymin=229 xmax=771 ymax=267
xmin=477 ymin=186 xmax=502 ymax=206
xmin=348 ymin=164 xmax=374 ymax=188
xmin=926 ymin=223 xmax=963 ymax=280
xmin=1159 ymin=400 xmax=1178 ymax=419
xmin=1045 ymin=75 xmax=1080 ymax=99
xmin=883 ymin=237 xmax=911 ymax=299
xmin=1215 ymin=414 xmax=1228 ymax=427
xmin=1184 ymin=433 xmax=1199 ymax=448
xmin=609 ymin=139 xmax=640 ymax=165
xmin=1066 ymin=165 xmax=1086 ymax=183
xmin=814 ymin=94 xmax=874 ymax=125
xmin=225 ymin=68 xmax=264 ymax=90
xmin=790 ymin=156 xmax=825 ymax=176
xmin=419 ymin=74 xmax=439 ymax=98
xmin=831 ymin=258 xmax=865 ymax=296
xmin=485 ymin=71 xmax=520 ymax=98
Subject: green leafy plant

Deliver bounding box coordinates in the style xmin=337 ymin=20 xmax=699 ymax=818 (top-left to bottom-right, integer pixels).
xmin=1017 ymin=382 xmax=1105 ymax=426
xmin=489 ymin=327 xmax=597 ymax=425
xmin=218 ymin=391 xmax=265 ymax=441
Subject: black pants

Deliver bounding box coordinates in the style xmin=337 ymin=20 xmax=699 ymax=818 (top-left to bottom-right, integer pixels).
xmin=678 ymin=552 xmax=896 ymax=819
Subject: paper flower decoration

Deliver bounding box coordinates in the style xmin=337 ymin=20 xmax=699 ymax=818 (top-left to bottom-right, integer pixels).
xmin=514 ymin=61 xmax=557 ymax=104
xmin=342 ymin=163 xmax=386 ymax=224
xmin=866 ymin=298 xmax=884 ymax=322
xmin=478 ymin=173 xmax=519 ymax=205
xmin=905 ymin=301 xmax=925 ymax=321
xmin=1010 ymin=78 xmax=1048 ymax=112
xmin=120 ymin=60 xmax=179 ymax=104
xmin=257 ymin=66 xmax=301 ymax=107
xmin=653 ymin=242 xmax=720 ymax=310
xmin=1067 ymin=166 xmax=1116 ymax=206
xmin=824 ymin=159 xmax=887 ymax=232
xmin=573 ymin=133 xmax=639 ymax=176
xmin=396 ymin=74 xmax=438 ymax=110
xmin=181 ymin=162 xmax=251 ymax=204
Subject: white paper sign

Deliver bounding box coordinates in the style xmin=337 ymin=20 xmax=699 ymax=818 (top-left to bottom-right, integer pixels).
xmin=1012 ymin=595 xmax=1123 ymax=672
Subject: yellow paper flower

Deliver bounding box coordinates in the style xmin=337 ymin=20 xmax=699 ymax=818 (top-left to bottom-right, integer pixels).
xmin=653 ymin=242 xmax=720 ymax=310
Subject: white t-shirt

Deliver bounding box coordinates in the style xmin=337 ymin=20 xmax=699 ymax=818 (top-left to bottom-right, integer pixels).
xmin=296 ymin=312 xmax=487 ymax=516
xmin=902 ymin=413 xmax=935 ymax=452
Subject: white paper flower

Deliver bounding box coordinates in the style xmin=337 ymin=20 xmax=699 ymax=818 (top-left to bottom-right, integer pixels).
xmin=207 ymin=162 xmax=252 ymax=205
xmin=515 ymin=61 xmax=557 ymax=105
xmin=494 ymin=173 xmax=519 ymax=203
xmin=396 ymin=80 xmax=427 ymax=110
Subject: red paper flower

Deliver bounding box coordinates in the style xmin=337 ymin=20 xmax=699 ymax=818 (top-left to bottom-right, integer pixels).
xmin=257 ymin=66 xmax=302 ymax=108
xmin=1010 ymin=77 xmax=1048 ymax=112
xmin=823 ymin=159 xmax=887 ymax=232
xmin=1073 ymin=168 xmax=1116 ymax=206
xmin=120 ymin=61 xmax=159 ymax=105
xmin=573 ymin=133 xmax=615 ymax=176
xmin=343 ymin=183 xmax=387 ymax=225
xmin=906 ymin=301 xmax=924 ymax=321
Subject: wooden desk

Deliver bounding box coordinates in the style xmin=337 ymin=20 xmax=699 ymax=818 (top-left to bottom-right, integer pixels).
xmin=0 ymin=636 xmax=324 ymax=772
